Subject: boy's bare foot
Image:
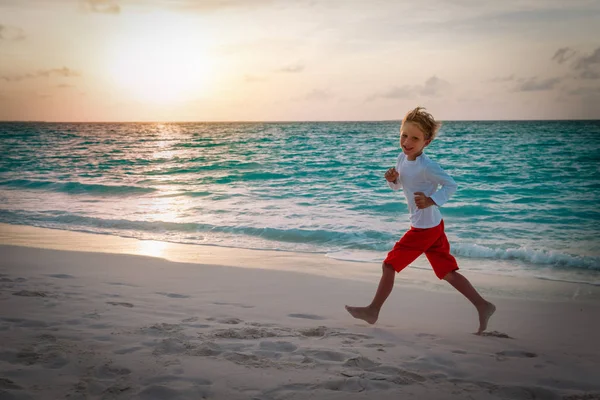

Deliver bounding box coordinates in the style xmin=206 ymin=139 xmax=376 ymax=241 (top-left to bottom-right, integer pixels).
xmin=476 ymin=302 xmax=496 ymax=335
xmin=345 ymin=305 xmax=379 ymax=325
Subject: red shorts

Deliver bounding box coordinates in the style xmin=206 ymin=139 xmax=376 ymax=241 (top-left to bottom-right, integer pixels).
xmin=383 ymin=220 xmax=458 ymax=279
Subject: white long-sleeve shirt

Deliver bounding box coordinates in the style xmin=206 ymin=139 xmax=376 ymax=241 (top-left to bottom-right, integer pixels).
xmin=387 ymin=152 xmax=457 ymax=229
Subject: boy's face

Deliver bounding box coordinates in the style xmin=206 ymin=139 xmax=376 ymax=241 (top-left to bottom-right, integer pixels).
xmin=400 ymin=122 xmax=431 ymax=160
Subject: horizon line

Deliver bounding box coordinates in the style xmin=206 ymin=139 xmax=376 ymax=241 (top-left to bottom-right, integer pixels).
xmin=1 ymin=118 xmax=599 ymax=124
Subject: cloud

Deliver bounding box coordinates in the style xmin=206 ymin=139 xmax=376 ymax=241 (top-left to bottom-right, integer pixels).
xmin=1 ymin=73 xmax=36 ymax=82
xmin=38 ymin=67 xmax=80 ymax=78
xmin=373 ymin=76 xmax=450 ymax=100
xmin=552 ymin=46 xmax=600 ymax=80
xmin=80 ymin=0 xmax=120 ymax=14
xmin=548 ymin=47 xmax=600 ymax=81
xmin=551 ymin=47 xmax=577 ymax=64
xmin=277 ymin=63 xmax=305 ymax=73
xmin=574 ymin=46 xmax=600 ymax=70
xmin=0 ymin=24 xmax=26 ymax=41
xmin=515 ymin=77 xmax=561 ymax=91
xmin=420 ymin=76 xmax=448 ymax=96
xmin=1 ymin=67 xmax=81 ymax=82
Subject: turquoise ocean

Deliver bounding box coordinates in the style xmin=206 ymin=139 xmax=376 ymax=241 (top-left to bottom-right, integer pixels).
xmin=1 ymin=121 xmax=599 ymax=285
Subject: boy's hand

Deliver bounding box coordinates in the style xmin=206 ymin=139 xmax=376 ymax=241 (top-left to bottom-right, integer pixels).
xmin=385 ymin=167 xmax=399 ymax=182
xmin=414 ymin=192 xmax=435 ymax=209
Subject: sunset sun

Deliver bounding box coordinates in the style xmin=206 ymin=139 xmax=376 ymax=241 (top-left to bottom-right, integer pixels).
xmin=107 ymin=18 xmax=212 ymax=104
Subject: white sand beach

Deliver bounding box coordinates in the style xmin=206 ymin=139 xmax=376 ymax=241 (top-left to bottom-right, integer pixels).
xmin=1 ymin=223 xmax=599 ymax=400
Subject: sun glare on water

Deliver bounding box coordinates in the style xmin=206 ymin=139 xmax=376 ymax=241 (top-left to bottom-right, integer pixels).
xmin=107 ymin=15 xmax=213 ymax=104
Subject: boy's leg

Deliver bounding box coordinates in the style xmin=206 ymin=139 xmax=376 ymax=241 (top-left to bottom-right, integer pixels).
xmin=346 ymin=227 xmax=434 ymax=324
xmin=425 ymin=222 xmax=496 ymax=333
xmin=443 ymin=271 xmax=496 ymax=334
xmin=345 ymin=263 xmax=395 ymax=324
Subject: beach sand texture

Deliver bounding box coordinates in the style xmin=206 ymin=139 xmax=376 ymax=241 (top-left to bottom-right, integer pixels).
xmin=1 ymin=225 xmax=599 ymax=400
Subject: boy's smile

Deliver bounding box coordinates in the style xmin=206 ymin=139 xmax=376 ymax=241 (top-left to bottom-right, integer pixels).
xmin=400 ymin=122 xmax=431 ymax=161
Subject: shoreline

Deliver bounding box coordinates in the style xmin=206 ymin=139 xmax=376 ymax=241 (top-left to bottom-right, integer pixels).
xmin=1 ymin=222 xmax=599 ymax=303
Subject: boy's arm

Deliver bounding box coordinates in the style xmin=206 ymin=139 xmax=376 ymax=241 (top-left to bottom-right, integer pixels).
xmin=386 ymin=156 xmax=402 ymax=191
xmin=424 ymin=162 xmax=457 ymax=206
xmin=386 ymin=172 xmax=401 ymax=191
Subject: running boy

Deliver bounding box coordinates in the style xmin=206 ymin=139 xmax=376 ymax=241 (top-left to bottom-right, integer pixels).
xmin=345 ymin=107 xmax=495 ymax=334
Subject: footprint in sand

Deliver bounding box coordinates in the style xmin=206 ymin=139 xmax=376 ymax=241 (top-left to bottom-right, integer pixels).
xmin=0 ymin=378 xmax=22 ymax=390
xmin=341 ymin=366 xmax=427 ymax=387
xmin=479 ymin=330 xmax=513 ymax=339
xmin=138 ymin=385 xmax=211 ymax=400
xmin=1 ymin=347 xmax=69 ymax=369
xmin=298 ymin=326 xmax=329 ymax=337
xmin=297 ymin=326 xmax=372 ymax=341
xmin=495 ymin=350 xmax=537 ymax=359
xmin=181 ymin=317 xmax=211 ymax=328
xmin=223 ymin=352 xmax=275 ymax=368
xmin=216 ymin=317 xmax=243 ymax=325
xmin=156 ymin=292 xmax=190 ymax=299
xmin=189 ymin=323 xmax=211 ymax=329
xmin=212 ymin=301 xmax=254 ymax=309
xmin=288 ymin=313 xmax=327 ymax=320
xmin=106 ymin=301 xmax=134 ymax=308
xmin=0 ymin=275 xmax=27 ymax=283
xmin=2 ymin=316 xmax=39 ymax=325
xmin=342 ymin=356 xmax=427 ymax=385
xmin=114 ymin=346 xmax=144 ymax=355
xmin=138 ymin=375 xmax=212 ymax=400
xmin=46 ymin=274 xmax=75 ymax=279
xmin=13 ymin=290 xmax=48 ymax=297
xmin=106 ymin=282 xmax=138 ymax=287
xmin=193 ymin=342 xmax=224 ymax=357
xmin=94 ymin=363 xmax=132 ymax=379
xmin=301 ymin=349 xmax=349 ymax=362
xmin=343 ymin=356 xmax=380 ymax=369
xmin=328 ymin=331 xmax=373 ymax=341
xmin=82 ymin=311 xmax=101 ymax=319
xmin=203 ymin=326 xmax=292 ymax=340
xmin=263 ymin=371 xmax=424 ymax=397
xmin=141 ymin=323 xmax=183 ymax=336
xmin=416 ymin=332 xmax=438 ymax=339
xmin=259 ymin=341 xmax=298 ymax=352
xmin=364 ymin=342 xmax=396 ymax=349
xmin=152 ymin=338 xmax=193 ymax=356
xmin=143 ymin=375 xmax=212 ymax=386
xmin=370 ymin=365 xmax=427 ymax=383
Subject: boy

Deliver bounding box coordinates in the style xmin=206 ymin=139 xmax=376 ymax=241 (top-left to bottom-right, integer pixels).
xmin=345 ymin=107 xmax=495 ymax=334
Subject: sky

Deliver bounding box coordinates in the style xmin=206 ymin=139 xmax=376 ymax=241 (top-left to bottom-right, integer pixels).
xmin=0 ymin=0 xmax=599 ymax=122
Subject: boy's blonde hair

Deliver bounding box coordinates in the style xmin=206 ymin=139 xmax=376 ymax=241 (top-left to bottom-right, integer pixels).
xmin=402 ymin=106 xmax=441 ymax=141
